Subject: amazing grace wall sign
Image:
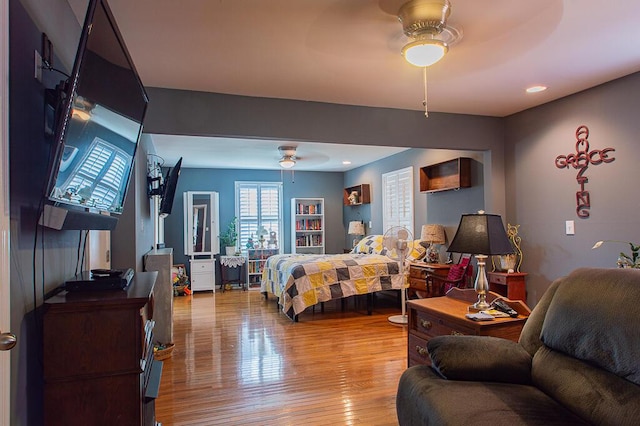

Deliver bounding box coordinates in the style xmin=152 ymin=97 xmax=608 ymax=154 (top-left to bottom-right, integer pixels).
xmin=555 ymin=125 xmax=615 ymax=218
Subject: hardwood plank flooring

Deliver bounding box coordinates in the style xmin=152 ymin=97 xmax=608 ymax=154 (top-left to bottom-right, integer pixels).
xmin=156 ymin=289 xmax=408 ymax=425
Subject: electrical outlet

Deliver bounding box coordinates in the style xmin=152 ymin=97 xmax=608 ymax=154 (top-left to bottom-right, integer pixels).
xmin=565 ymin=220 xmax=575 ymax=235
xmin=369 ymin=221 xmax=373 ymax=229
xmin=34 ymin=50 xmax=42 ymax=82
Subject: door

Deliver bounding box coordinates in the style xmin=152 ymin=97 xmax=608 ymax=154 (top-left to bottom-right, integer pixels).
xmin=1 ymin=2 xmax=14 ymax=423
xmin=84 ymin=230 xmax=111 ymax=270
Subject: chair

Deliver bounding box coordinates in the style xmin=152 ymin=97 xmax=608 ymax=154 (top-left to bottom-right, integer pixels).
xmin=425 ymin=254 xmax=473 ymax=297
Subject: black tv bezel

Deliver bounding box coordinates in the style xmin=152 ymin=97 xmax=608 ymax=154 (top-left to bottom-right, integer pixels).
xmin=159 ymin=157 xmax=182 ymax=217
xmin=44 ymin=0 xmax=148 ymax=229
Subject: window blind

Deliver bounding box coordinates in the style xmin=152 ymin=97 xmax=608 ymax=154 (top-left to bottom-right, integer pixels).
xmin=382 ymin=166 xmax=414 ymax=237
xmin=235 ymin=182 xmax=282 ymax=252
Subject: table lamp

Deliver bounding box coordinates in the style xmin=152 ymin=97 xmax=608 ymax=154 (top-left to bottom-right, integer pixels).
xmin=447 ymin=212 xmax=514 ymax=311
xmin=420 ymin=224 xmax=445 ymax=263
xmin=348 ymin=221 xmax=365 ymax=247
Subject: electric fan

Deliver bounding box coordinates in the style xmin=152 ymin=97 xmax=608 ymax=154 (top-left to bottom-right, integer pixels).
xmin=383 ymin=226 xmax=413 ymax=325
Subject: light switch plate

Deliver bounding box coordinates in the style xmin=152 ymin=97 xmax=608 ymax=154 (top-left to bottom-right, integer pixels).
xmin=565 ymin=220 xmax=575 ymax=235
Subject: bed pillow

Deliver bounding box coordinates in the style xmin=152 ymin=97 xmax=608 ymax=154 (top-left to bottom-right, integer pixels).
xmin=351 ymin=235 xmax=389 ymax=255
xmin=407 ymin=240 xmax=427 ymax=261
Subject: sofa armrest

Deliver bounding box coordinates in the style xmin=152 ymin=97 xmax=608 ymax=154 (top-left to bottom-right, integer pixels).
xmin=427 ymin=335 xmax=532 ymax=384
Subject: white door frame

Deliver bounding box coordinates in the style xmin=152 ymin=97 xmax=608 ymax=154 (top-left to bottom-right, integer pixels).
xmin=1 ymin=0 xmax=12 ymax=424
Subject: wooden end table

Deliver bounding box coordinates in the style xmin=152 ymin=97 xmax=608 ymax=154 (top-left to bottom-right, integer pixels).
xmin=407 ymin=288 xmax=530 ymax=367
xmin=408 ymin=262 xmax=451 ymax=298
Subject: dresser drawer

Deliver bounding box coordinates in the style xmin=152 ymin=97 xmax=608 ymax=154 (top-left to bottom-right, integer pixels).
xmin=191 ymin=261 xmax=213 ymax=273
xmin=408 ymin=333 xmax=430 ymax=367
xmin=412 ymin=309 xmax=475 ymax=337
xmin=410 ymin=267 xmax=428 ymax=280
xmin=409 ymin=278 xmax=426 ymax=291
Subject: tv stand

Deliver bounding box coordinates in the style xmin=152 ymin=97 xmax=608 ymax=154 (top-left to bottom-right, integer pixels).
xmin=43 ymin=271 xmax=161 ymax=425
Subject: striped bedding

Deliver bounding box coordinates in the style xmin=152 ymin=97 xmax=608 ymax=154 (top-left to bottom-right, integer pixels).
xmin=261 ymin=253 xmax=404 ymax=320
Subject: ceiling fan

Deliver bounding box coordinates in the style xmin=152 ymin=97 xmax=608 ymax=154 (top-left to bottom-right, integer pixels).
xmin=278 ymin=145 xmax=298 ymax=169
xmin=395 ymin=0 xmax=463 ymax=67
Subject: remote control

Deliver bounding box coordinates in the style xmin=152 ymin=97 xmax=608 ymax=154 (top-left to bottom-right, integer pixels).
xmin=492 ymin=299 xmax=519 ymax=317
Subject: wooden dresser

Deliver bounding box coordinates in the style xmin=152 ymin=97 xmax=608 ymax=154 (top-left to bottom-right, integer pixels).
xmin=487 ymin=271 xmax=528 ymax=301
xmin=43 ymin=271 xmax=161 ymax=426
xmin=407 ymin=262 xmax=451 ymax=298
xmin=407 ymin=289 xmax=530 ymax=367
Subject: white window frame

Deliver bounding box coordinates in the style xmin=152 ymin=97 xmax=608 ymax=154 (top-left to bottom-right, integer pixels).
xmin=235 ymin=181 xmax=283 ymax=253
xmin=382 ymin=166 xmax=414 ymax=237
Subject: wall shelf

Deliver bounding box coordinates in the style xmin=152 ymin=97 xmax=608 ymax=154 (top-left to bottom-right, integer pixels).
xmin=420 ymin=157 xmax=471 ymax=193
xmin=343 ymin=184 xmax=371 ymax=205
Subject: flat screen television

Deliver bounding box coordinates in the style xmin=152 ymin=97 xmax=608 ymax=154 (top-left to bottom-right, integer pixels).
xmin=159 ymin=157 xmax=182 ymax=217
xmin=42 ymin=0 xmax=148 ymax=230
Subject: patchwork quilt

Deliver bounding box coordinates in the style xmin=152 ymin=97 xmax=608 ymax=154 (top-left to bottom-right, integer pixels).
xmin=261 ymin=253 xmax=405 ymax=320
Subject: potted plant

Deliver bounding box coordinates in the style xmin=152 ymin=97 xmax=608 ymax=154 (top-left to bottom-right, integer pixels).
xmin=220 ymin=217 xmax=238 ymax=255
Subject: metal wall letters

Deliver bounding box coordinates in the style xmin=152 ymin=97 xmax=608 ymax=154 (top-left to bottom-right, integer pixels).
xmin=555 ymin=125 xmax=615 ymax=218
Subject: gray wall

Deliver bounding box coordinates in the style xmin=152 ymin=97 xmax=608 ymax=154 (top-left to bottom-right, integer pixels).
xmin=504 ymin=72 xmax=640 ymax=305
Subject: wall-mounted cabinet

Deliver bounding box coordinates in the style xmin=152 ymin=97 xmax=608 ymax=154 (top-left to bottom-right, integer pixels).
xmin=343 ymin=184 xmax=371 ymax=205
xmin=292 ymin=198 xmax=324 ymax=254
xmin=420 ymin=157 xmax=471 ymax=193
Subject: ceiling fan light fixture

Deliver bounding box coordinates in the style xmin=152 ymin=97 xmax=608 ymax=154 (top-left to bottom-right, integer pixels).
xmin=402 ymin=38 xmax=448 ymax=67
xmin=279 ymin=157 xmax=296 ymax=169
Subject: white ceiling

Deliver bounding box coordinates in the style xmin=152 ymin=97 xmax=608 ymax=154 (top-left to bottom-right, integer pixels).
xmin=66 ymin=0 xmax=640 ymax=170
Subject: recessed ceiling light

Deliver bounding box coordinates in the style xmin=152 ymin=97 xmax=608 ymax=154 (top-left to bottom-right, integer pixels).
xmin=342 ymin=160 xmax=352 ymax=165
xmin=526 ymin=85 xmax=547 ymax=93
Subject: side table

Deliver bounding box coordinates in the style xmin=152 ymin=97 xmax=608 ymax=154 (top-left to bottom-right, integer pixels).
xmin=408 ymin=262 xmax=451 ymax=299
xmin=220 ymin=255 xmax=247 ymax=292
xmin=407 ymin=288 xmax=530 ymax=367
xmin=487 ymin=271 xmax=528 ymax=301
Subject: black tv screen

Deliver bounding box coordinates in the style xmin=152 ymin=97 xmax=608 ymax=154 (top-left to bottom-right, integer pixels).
xmin=45 ymin=0 xmax=148 ymax=223
xmin=159 ymin=157 xmax=182 ymax=217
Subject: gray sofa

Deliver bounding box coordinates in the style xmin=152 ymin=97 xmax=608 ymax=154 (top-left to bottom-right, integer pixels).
xmin=396 ymin=267 xmax=640 ymax=425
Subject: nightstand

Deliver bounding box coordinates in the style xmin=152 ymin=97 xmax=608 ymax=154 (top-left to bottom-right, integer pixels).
xmin=408 ymin=262 xmax=451 ymax=298
xmin=487 ymin=271 xmax=528 ymax=301
xmin=407 ymin=289 xmax=530 ymax=367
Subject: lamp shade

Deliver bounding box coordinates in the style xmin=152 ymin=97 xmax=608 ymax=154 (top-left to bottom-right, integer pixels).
xmin=279 ymin=157 xmax=296 ymax=168
xmin=447 ymin=213 xmax=514 ymax=255
xmin=420 ymin=224 xmax=445 ymax=244
xmin=401 ymin=39 xmax=448 ymax=67
xmin=348 ymin=221 xmax=365 ymax=236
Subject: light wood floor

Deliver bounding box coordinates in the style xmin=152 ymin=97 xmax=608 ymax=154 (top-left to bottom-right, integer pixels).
xmin=155 ymin=289 xmax=408 ymax=425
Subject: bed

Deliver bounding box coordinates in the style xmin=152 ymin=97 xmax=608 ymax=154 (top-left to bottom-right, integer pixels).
xmin=260 ymin=235 xmax=426 ymax=320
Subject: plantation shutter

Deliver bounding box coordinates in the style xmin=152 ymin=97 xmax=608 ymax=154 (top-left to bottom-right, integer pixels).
xmin=382 ymin=167 xmax=414 ymax=237
xmin=235 ymin=182 xmax=282 ymax=252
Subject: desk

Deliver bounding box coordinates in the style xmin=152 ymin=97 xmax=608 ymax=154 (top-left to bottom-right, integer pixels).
xmin=408 ymin=262 xmax=451 ymax=298
xmin=407 ymin=290 xmax=530 ymax=367
xmin=220 ymin=255 xmax=247 ymax=291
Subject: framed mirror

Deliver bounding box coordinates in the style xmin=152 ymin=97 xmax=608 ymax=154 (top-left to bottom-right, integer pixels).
xmin=192 ymin=204 xmax=207 ymax=252
xmin=183 ymin=191 xmax=220 ymax=256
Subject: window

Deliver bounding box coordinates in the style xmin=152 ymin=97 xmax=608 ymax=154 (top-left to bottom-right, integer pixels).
xmin=235 ymin=182 xmax=283 ymax=252
xmin=382 ymin=166 xmax=414 ymax=237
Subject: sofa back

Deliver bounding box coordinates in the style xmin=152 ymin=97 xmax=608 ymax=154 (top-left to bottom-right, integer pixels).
xmin=529 ymin=268 xmax=640 ymax=425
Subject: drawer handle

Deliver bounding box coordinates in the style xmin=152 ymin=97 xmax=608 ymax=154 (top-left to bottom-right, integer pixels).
xmin=451 ymin=331 xmax=464 ymax=336
xmin=415 ymin=345 xmax=428 ymax=358
xmin=420 ymin=319 xmax=433 ymax=329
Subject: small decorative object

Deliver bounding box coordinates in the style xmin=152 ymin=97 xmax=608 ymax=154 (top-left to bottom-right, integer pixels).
xmin=348 ymin=190 xmax=359 ymax=205
xmin=268 ymin=230 xmax=278 ymax=248
xmin=246 ymin=234 xmax=254 ymax=249
xmin=495 ymin=223 xmax=523 ymax=273
xmin=257 ymin=226 xmax=268 ymax=249
xmin=220 ymin=217 xmax=238 ymax=255
xmin=592 ymin=240 xmax=640 ymax=268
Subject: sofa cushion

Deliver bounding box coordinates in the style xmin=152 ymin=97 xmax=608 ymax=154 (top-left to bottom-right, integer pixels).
xmin=397 ymin=365 xmax=589 ymax=426
xmin=428 ymin=335 xmax=532 ymax=384
xmin=532 ymin=345 xmax=640 ymax=426
xmin=540 ymin=267 xmax=640 ymax=385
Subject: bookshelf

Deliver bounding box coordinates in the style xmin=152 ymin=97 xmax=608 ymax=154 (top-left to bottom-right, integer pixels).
xmin=291 ymin=198 xmax=324 ymax=254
